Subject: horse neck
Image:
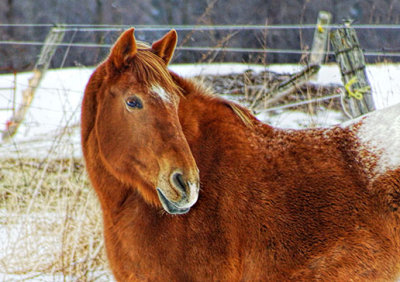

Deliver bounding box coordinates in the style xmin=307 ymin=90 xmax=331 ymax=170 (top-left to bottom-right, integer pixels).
xmin=174 ymin=74 xmax=268 ymax=170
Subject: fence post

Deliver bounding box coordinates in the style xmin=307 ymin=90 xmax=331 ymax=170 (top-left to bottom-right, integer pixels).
xmin=310 ymin=11 xmax=332 ymax=65
xmin=330 ymin=23 xmax=375 ymax=118
xmin=2 ymin=26 xmax=65 ymax=141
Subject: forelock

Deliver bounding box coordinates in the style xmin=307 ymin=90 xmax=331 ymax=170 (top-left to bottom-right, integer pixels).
xmin=128 ymin=48 xmax=179 ymax=95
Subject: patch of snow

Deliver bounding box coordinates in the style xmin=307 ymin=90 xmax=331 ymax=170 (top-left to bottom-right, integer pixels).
xmin=169 ymin=63 xmax=267 ymax=77
xmin=265 ymin=64 xmax=304 ymax=74
xmin=367 ymin=64 xmax=400 ymax=109
xmin=257 ymin=109 xmax=345 ymax=129
xmin=0 ymin=211 xmax=63 ymax=276
xmin=0 ymin=68 xmax=91 ymax=140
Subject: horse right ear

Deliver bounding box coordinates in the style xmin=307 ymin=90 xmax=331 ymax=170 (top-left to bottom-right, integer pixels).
xmin=109 ymin=28 xmax=137 ymax=70
xmin=152 ymin=29 xmax=177 ymax=65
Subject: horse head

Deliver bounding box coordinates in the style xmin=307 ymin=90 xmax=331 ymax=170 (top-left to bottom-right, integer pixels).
xmin=93 ymin=28 xmax=199 ymax=214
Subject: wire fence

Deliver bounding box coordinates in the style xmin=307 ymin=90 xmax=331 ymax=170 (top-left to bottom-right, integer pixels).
xmin=1 ymin=23 xmax=400 ymax=29
xmin=0 ymin=24 xmax=400 ymax=57
xmin=1 ymin=40 xmax=399 ymax=57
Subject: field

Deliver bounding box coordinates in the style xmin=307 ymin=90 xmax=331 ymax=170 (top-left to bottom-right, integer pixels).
xmin=0 ymin=63 xmax=399 ymax=280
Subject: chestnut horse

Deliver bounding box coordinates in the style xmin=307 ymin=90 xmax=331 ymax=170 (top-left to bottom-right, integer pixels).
xmin=82 ymin=28 xmax=400 ymax=281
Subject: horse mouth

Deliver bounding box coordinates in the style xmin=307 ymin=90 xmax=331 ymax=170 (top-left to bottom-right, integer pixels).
xmin=156 ymin=188 xmax=190 ymax=215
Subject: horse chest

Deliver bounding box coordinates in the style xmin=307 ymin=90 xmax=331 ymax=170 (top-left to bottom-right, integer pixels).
xmin=109 ymin=211 xmax=243 ymax=281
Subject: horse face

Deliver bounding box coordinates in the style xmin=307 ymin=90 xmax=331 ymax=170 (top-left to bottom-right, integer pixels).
xmin=95 ymin=29 xmax=199 ymax=214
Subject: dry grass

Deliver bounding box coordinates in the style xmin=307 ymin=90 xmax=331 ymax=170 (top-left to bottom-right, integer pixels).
xmin=197 ymin=69 xmax=343 ymax=115
xmin=0 ymin=158 xmax=112 ymax=281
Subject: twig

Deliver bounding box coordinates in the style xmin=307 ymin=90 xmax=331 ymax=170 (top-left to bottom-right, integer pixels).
xmin=249 ymin=64 xmax=320 ymax=110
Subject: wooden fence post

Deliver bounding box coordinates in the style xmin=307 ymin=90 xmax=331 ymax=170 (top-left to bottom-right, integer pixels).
xmin=330 ymin=23 xmax=375 ymax=118
xmin=2 ymin=26 xmax=65 ymax=141
xmin=310 ymin=11 xmax=332 ymax=65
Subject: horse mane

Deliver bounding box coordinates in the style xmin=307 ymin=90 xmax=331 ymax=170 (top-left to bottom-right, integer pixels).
xmin=226 ymin=103 xmax=255 ymax=128
xmin=169 ymin=70 xmax=256 ymax=128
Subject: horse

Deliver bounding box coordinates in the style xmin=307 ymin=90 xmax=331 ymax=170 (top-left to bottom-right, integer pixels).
xmin=81 ymin=28 xmax=400 ymax=281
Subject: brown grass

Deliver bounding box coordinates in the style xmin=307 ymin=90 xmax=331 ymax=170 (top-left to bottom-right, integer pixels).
xmin=0 ymin=158 xmax=112 ymax=281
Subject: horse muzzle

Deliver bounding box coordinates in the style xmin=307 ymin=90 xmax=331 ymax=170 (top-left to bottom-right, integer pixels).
xmin=157 ymin=171 xmax=199 ymax=215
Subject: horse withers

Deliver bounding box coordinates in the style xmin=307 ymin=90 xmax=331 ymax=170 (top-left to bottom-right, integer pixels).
xmin=81 ymin=28 xmax=400 ymax=281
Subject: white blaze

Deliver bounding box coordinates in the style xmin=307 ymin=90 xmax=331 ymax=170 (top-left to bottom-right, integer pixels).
xmin=151 ymin=84 xmax=171 ymax=103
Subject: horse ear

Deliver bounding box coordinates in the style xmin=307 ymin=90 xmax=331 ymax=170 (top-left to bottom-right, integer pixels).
xmin=109 ymin=28 xmax=137 ymax=70
xmin=152 ymin=29 xmax=177 ymax=65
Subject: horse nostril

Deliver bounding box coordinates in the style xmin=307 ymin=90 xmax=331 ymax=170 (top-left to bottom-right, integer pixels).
xmin=172 ymin=172 xmax=187 ymax=194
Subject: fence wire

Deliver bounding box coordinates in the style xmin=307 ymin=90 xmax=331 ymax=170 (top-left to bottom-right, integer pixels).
xmin=1 ymin=23 xmax=400 ymax=30
xmin=1 ymin=24 xmax=400 ymax=57
xmin=0 ymin=41 xmax=400 ymax=58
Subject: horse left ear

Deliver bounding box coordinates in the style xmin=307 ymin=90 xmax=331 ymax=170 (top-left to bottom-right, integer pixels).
xmin=109 ymin=28 xmax=138 ymax=70
xmin=152 ymin=29 xmax=178 ymax=65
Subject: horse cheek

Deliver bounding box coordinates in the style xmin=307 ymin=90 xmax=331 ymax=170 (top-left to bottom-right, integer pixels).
xmin=95 ymin=102 xmax=135 ymax=179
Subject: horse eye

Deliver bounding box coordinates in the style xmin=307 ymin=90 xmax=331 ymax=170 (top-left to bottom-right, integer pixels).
xmin=126 ymin=96 xmax=143 ymax=109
